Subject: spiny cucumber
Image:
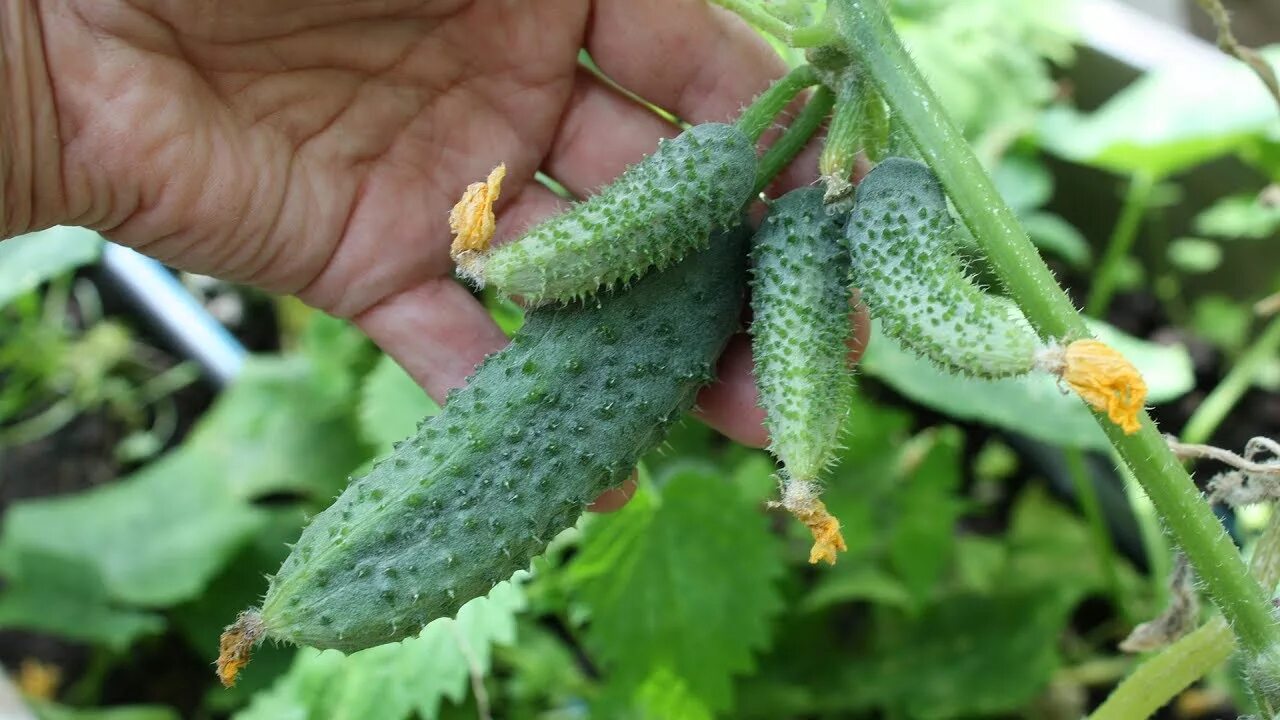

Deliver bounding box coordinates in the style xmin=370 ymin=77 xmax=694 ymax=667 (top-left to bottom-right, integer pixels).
xmin=229 ymin=226 xmax=749 ymax=662
xmin=750 ymin=188 xmax=854 ymax=484
xmin=453 ymin=124 xmax=757 ymax=305
xmin=847 ymin=158 xmax=1039 ymax=378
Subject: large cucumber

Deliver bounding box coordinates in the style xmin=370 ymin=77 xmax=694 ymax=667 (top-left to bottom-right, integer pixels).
xmin=846 ymin=158 xmax=1039 ymax=378
xmin=750 ymin=188 xmax=853 ymax=485
xmin=232 ymin=226 xmax=748 ymax=661
xmin=453 ymin=124 xmax=757 ymax=305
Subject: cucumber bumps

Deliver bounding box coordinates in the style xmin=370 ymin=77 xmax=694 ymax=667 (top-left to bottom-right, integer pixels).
xmin=751 ymin=188 xmax=854 ymax=484
xmin=750 ymin=188 xmax=855 ymax=565
xmin=220 ymin=227 xmax=749 ymax=681
xmin=847 ymin=158 xmax=1039 ymax=378
xmin=453 ymin=124 xmax=757 ymax=305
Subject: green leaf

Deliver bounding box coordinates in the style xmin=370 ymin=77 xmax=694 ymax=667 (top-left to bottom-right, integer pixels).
xmin=31 ymin=701 xmax=179 ymax=720
xmin=861 ymin=319 xmax=1194 ymax=450
xmin=237 ymin=577 xmax=526 ymax=720
xmin=800 ymin=565 xmax=914 ymax=612
xmin=1020 ymin=211 xmax=1092 ymax=269
xmin=0 ymin=548 xmax=164 ymax=650
xmin=1004 ymin=485 xmax=1112 ymax=598
xmin=358 ymin=354 xmax=439 ymax=453
xmin=187 ymin=356 xmax=367 ymax=502
xmin=0 ymin=227 xmax=103 ymax=308
xmin=1191 ymin=295 xmax=1253 ymax=353
xmin=0 ymin=450 xmax=268 ymax=607
xmin=993 ymin=155 xmax=1053 ymax=212
xmin=850 ymin=589 xmax=1077 ymax=719
xmin=1194 ymin=193 xmax=1280 ymax=239
xmin=887 ymin=428 xmax=965 ymax=604
xmin=567 ymin=467 xmax=784 ymax=710
xmin=1039 ymin=47 xmax=1280 ymax=177
xmin=633 ymin=667 xmax=714 ymax=720
xmin=1167 ymin=237 xmax=1223 ymax=274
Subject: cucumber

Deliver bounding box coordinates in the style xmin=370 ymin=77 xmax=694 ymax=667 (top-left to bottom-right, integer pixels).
xmin=750 ymin=188 xmax=853 ymax=485
xmin=847 ymin=158 xmax=1039 ymax=378
xmin=234 ymin=226 xmax=749 ymax=658
xmin=453 ymin=123 xmax=757 ymax=305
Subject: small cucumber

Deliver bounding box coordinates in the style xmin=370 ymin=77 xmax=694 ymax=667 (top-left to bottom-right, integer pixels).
xmin=750 ymin=188 xmax=854 ymax=484
xmin=454 ymin=124 xmax=757 ymax=305
xmin=242 ymin=226 xmax=748 ymax=655
xmin=846 ymin=158 xmax=1039 ymax=378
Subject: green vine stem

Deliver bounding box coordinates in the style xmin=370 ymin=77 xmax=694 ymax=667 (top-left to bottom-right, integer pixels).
xmin=736 ymin=64 xmax=818 ymax=143
xmin=831 ymin=0 xmax=1280 ymax=659
xmin=1182 ymin=314 xmax=1280 ymax=445
xmin=1086 ymin=173 xmax=1156 ymax=317
xmin=1090 ymin=513 xmax=1280 ymax=720
xmin=754 ymin=85 xmax=835 ymax=195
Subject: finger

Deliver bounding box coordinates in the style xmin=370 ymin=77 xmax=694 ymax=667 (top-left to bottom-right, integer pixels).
xmin=543 ymin=70 xmax=678 ymax=198
xmin=353 ymin=183 xmax=567 ymax=401
xmin=695 ymin=302 xmax=873 ymax=448
xmin=587 ymin=0 xmax=787 ymax=125
xmin=354 ymin=277 xmax=509 ymax=403
xmin=588 ymin=476 xmax=638 ymax=513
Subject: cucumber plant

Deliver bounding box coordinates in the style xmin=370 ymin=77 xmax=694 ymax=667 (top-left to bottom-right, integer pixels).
xmin=222 ymin=4 xmax=1280 ymax=713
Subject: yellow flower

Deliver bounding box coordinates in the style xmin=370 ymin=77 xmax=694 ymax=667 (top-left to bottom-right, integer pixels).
xmin=449 ymin=164 xmax=507 ymax=256
xmin=780 ymin=480 xmax=847 ymax=565
xmin=217 ymin=611 xmax=264 ymax=687
xmin=1048 ymin=339 xmax=1148 ymax=435
xmin=17 ymin=659 xmax=61 ymax=700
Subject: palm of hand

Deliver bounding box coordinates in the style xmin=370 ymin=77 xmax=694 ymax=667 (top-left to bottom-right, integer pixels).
xmin=39 ymin=0 xmax=820 ymax=445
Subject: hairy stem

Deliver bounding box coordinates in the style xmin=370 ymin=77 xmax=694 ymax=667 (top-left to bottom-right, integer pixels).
xmin=1086 ymin=173 xmax=1156 ymax=317
xmin=707 ymin=0 xmax=795 ymax=44
xmin=1182 ymin=314 xmax=1280 ymax=445
xmin=736 ymin=64 xmax=819 ymax=142
xmin=833 ymin=0 xmax=1280 ymax=658
xmin=755 ymin=85 xmax=834 ymax=195
xmin=1194 ymin=0 xmax=1280 ymax=112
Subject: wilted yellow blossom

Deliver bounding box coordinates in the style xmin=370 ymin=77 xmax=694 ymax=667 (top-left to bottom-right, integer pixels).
xmin=449 ymin=164 xmax=506 ymax=256
xmin=780 ymin=480 xmax=847 ymax=565
xmin=217 ymin=611 xmax=264 ymax=687
xmin=17 ymin=659 xmax=61 ymax=699
xmin=1040 ymin=339 xmax=1148 ymax=435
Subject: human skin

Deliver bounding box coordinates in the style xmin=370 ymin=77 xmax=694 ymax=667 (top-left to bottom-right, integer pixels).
xmin=1 ymin=0 xmax=869 ymax=510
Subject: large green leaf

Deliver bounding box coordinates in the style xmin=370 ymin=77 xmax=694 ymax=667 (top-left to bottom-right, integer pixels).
xmin=0 ymin=548 xmax=163 ymax=650
xmin=846 ymin=589 xmax=1077 ymax=719
xmin=887 ymin=428 xmax=965 ymax=604
xmin=236 ymin=577 xmax=527 ymax=720
xmin=0 ymin=227 xmax=103 ymax=308
xmin=0 ymin=353 xmax=366 ymax=612
xmin=1039 ymin=47 xmax=1280 ymax=177
xmin=0 ymin=450 xmax=268 ymax=607
xmin=861 ymin=320 xmax=1194 ymax=450
xmin=567 ymin=467 xmax=784 ymax=710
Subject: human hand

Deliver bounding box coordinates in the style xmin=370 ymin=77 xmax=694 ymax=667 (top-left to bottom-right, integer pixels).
xmin=4 ymin=0 xmax=867 ymax=454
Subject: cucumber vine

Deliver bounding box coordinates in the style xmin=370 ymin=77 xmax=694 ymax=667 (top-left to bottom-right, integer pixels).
xmin=218 ymin=2 xmax=1280 ymax=714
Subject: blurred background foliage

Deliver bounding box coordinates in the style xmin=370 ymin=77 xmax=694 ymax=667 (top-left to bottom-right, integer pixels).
xmin=0 ymin=0 xmax=1278 ymax=718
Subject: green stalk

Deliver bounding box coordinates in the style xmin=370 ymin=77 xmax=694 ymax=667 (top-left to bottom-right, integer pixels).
xmin=1086 ymin=173 xmax=1156 ymax=317
xmin=1182 ymin=314 xmax=1280 ymax=445
xmin=833 ymin=0 xmax=1280 ymax=658
xmin=1089 ymin=620 xmax=1234 ymax=720
xmin=735 ymin=64 xmax=819 ymax=142
xmin=706 ymin=0 xmax=794 ymax=43
xmin=1090 ymin=513 xmax=1280 ymax=719
xmin=755 ymin=85 xmax=835 ymax=195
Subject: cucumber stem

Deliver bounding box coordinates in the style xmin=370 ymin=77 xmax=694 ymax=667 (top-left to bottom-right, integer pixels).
xmin=736 ymin=64 xmax=819 ymax=143
xmin=1086 ymin=172 xmax=1156 ymax=317
xmin=832 ymin=0 xmax=1280 ymax=660
xmin=754 ymin=85 xmax=835 ymax=195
